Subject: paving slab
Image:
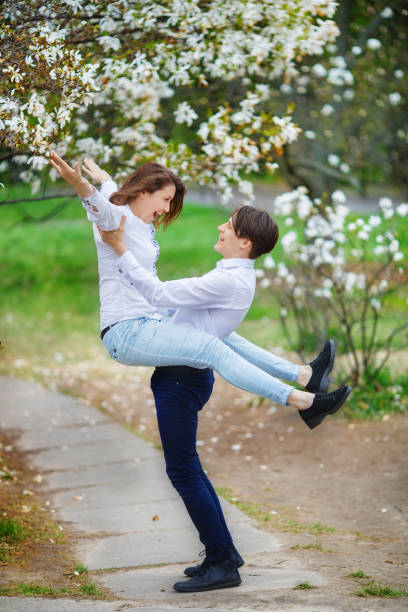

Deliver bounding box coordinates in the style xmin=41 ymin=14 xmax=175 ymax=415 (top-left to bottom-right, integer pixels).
xmin=76 ymin=522 xmax=280 ymax=570
xmin=56 ymin=495 xmax=250 ymax=534
xmin=51 ymin=478 xmax=178 ymax=509
xmin=97 ymin=564 xmax=326 ymax=601
xmin=40 ymin=457 xmax=166 ymax=491
xmin=26 ymin=437 xmax=157 ymax=472
xmin=0 ymin=377 xmax=109 ymax=431
xmin=0 ymin=600 xmax=287 ymax=612
xmin=1 ymin=376 xmax=336 ymax=609
xmin=15 ymin=422 xmax=131 ymax=452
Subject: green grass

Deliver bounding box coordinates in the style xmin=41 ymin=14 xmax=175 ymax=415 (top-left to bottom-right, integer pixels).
xmin=0 ymin=518 xmax=25 ymax=542
xmin=1 ymin=182 xmax=407 ymax=406
xmin=347 ymin=570 xmax=372 ymax=579
xmin=79 ymin=582 xmax=105 ymax=596
xmin=353 ymin=581 xmax=408 ymax=597
xmin=294 ymin=582 xmax=317 ymax=590
xmin=0 ymin=583 xmax=68 ymax=597
xmin=292 ymin=541 xmax=335 ymax=553
xmin=74 ymin=563 xmax=88 ymax=575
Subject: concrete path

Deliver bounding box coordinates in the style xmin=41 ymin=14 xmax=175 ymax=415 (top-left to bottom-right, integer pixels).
xmin=0 ymin=376 xmax=339 ymax=610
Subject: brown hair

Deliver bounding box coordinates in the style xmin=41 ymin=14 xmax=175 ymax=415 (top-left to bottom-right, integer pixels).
xmin=232 ymin=205 xmax=279 ymax=259
xmin=109 ymin=162 xmax=185 ymax=229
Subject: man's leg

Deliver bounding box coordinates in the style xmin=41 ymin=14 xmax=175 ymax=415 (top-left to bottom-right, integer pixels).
xmin=151 ymin=366 xmax=232 ymax=565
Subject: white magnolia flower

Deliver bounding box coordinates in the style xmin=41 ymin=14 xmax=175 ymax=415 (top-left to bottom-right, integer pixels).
xmin=304 ymin=130 xmax=316 ymax=140
xmin=312 ymin=63 xmax=327 ymax=77
xmin=260 ymin=278 xmax=271 ymax=288
xmin=389 ymin=93 xmax=402 ymax=106
xmin=321 ymin=104 xmax=335 ymax=116
xmin=332 ymin=190 xmax=346 ymax=204
xmin=396 ymin=203 xmax=408 ymax=216
xmin=370 ymin=298 xmax=381 ymax=311
xmin=380 ymin=7 xmax=393 ymax=18
xmin=263 ymin=254 xmax=275 ymax=269
xmin=367 ymin=38 xmax=382 ymax=50
xmin=174 ymin=102 xmax=198 ymax=126
xmin=340 ymin=163 xmax=350 ymax=173
xmin=328 ymin=154 xmax=340 ymax=166
xmin=351 ymin=46 xmax=362 ymax=55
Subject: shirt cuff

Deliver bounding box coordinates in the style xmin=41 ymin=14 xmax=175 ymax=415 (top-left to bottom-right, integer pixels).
xmin=118 ymin=250 xmax=136 ymax=271
xmin=81 ymin=186 xmax=98 ymax=210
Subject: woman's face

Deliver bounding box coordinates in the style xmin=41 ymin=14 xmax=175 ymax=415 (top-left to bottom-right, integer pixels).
xmin=129 ymin=183 xmax=176 ymax=223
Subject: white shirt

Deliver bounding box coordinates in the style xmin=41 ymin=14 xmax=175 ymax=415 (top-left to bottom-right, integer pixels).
xmin=118 ymin=251 xmax=256 ymax=339
xmin=81 ymin=181 xmax=166 ymax=330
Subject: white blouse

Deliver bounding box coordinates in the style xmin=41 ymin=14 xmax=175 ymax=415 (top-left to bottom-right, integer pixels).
xmin=82 ymin=180 xmax=165 ymax=330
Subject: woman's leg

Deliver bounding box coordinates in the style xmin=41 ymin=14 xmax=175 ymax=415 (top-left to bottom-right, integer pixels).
xmin=223 ymin=332 xmax=301 ymax=382
xmin=151 ymin=367 xmax=231 ymax=564
xmin=104 ymin=318 xmax=299 ymax=406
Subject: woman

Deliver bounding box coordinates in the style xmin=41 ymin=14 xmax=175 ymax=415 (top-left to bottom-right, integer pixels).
xmin=50 ymin=151 xmax=351 ymax=425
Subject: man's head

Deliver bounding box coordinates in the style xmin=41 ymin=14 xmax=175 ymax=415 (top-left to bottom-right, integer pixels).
xmin=214 ymin=205 xmax=279 ymax=259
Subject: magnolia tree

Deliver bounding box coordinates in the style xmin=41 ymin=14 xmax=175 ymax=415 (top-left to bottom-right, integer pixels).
xmin=0 ymin=0 xmax=340 ymax=201
xmin=267 ymin=0 xmax=408 ymax=198
xmin=257 ymin=187 xmax=408 ymax=385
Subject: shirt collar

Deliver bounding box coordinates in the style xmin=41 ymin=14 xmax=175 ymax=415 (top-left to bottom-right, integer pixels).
xmin=216 ymin=258 xmax=255 ymax=269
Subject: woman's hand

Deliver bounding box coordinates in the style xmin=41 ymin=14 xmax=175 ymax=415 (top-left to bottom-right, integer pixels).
xmin=98 ymin=215 xmax=127 ymax=256
xmin=83 ymin=158 xmax=112 ymax=184
xmin=50 ymin=151 xmax=93 ymax=198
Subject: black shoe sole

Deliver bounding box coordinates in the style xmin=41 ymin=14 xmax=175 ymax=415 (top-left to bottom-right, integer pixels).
xmin=184 ymin=558 xmax=244 ymax=577
xmin=304 ymin=386 xmax=352 ymax=430
xmin=307 ymin=339 xmax=335 ymax=393
xmin=173 ymin=578 xmax=242 ymax=592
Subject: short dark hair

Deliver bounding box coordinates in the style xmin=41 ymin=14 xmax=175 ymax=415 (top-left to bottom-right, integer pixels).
xmin=232 ymin=205 xmax=279 ymax=259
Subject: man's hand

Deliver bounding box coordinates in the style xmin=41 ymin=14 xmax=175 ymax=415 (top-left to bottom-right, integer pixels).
xmin=83 ymin=158 xmax=112 ymax=184
xmin=50 ymin=151 xmax=93 ymax=198
xmin=98 ymin=215 xmax=127 ymax=256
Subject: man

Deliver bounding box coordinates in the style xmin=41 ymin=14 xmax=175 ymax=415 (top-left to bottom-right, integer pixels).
xmin=99 ymin=206 xmax=350 ymax=592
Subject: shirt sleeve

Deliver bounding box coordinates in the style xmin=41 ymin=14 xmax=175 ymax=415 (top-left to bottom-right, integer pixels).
xmin=118 ymin=251 xmax=246 ymax=310
xmin=100 ymin=179 xmax=118 ymax=199
xmin=81 ymin=186 xmax=122 ymax=230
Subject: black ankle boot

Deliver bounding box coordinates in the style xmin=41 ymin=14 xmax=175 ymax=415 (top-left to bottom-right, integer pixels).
xmin=299 ymin=385 xmax=352 ymax=429
xmin=174 ymin=558 xmax=242 ymax=592
xmin=306 ymin=339 xmax=335 ymax=393
xmin=184 ymin=543 xmax=244 ymax=577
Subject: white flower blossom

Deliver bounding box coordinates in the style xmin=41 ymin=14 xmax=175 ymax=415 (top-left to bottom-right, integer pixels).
xmin=367 ymin=38 xmax=382 ymax=50
xmin=321 ymin=104 xmax=335 ymax=116
xmin=263 ymin=254 xmax=275 ymax=269
xmin=396 ymin=203 xmax=408 ymax=216
xmin=389 ymin=93 xmax=402 ymax=106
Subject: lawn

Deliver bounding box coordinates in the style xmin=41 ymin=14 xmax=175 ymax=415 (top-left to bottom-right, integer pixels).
xmin=0 ymin=182 xmax=407 ymax=368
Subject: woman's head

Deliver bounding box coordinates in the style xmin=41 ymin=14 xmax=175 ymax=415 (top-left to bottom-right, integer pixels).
xmin=109 ymin=162 xmax=185 ymax=228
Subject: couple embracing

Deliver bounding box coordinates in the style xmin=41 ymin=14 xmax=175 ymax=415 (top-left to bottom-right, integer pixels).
xmin=50 ymin=152 xmax=351 ymax=592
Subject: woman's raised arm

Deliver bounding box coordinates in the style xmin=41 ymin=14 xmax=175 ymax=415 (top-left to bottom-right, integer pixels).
xmin=50 ymin=151 xmax=121 ymax=230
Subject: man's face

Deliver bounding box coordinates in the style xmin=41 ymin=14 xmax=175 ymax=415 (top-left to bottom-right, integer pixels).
xmin=214 ymin=215 xmax=248 ymax=258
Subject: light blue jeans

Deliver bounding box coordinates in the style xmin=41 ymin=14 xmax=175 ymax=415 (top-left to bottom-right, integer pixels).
xmin=103 ymin=318 xmax=301 ymax=406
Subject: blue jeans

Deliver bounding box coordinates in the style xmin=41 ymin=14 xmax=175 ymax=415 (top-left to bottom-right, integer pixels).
xmin=103 ymin=318 xmax=300 ymax=406
xmin=151 ymin=365 xmax=232 ymax=564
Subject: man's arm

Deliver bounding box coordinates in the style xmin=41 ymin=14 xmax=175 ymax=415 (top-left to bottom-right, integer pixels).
xmin=99 ymin=217 xmax=247 ymax=310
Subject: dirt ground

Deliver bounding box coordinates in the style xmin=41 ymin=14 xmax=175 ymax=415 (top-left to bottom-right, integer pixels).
xmin=1 ymin=345 xmax=408 ymax=606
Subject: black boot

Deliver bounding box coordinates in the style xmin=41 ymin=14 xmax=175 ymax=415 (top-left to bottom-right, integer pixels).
xmin=299 ymin=385 xmax=352 ymax=429
xmin=174 ymin=558 xmax=241 ymax=592
xmin=306 ymin=339 xmax=335 ymax=393
xmin=184 ymin=543 xmax=244 ymax=577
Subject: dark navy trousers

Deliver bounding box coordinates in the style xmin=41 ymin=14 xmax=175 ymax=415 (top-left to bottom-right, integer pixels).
xmin=151 ymin=365 xmax=233 ymax=564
